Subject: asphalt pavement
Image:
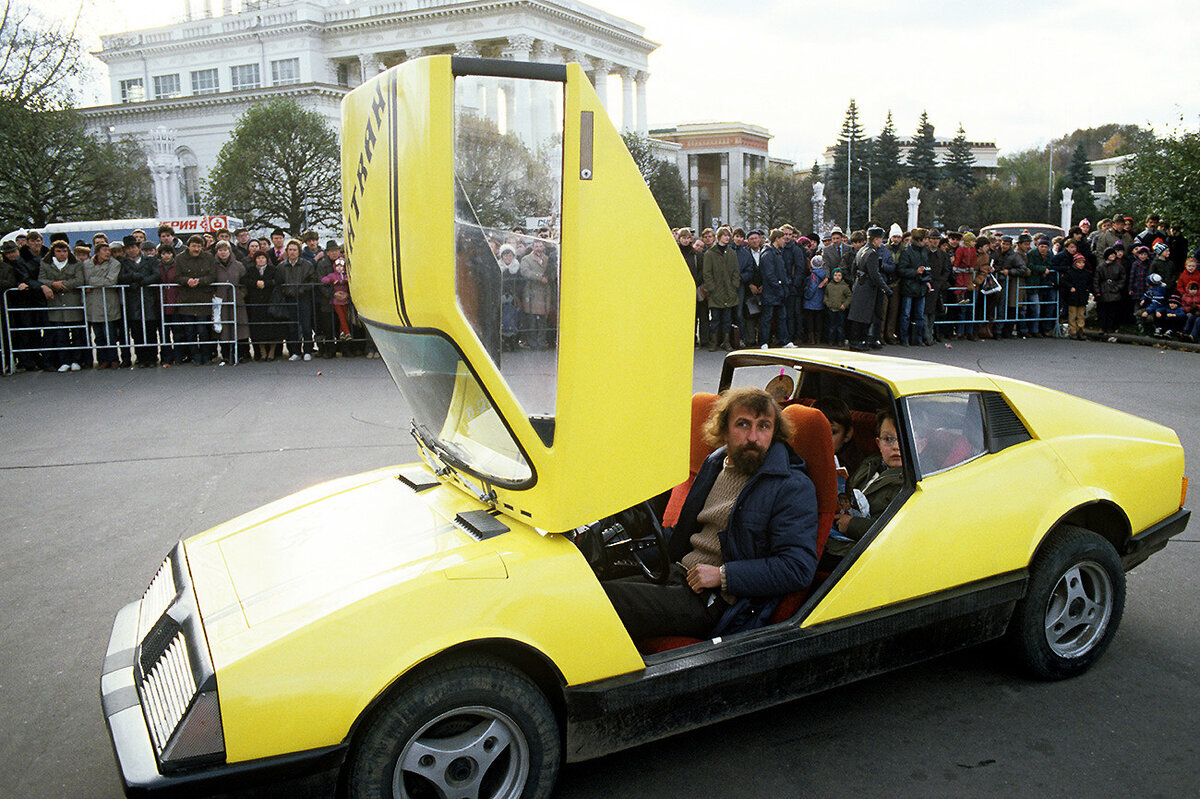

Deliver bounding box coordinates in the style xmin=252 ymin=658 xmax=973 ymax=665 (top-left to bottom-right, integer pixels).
xmin=1 ymin=337 xmax=1197 ymax=798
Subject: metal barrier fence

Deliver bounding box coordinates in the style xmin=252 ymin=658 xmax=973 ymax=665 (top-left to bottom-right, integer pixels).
xmin=3 ymin=281 xmax=371 ymax=373
xmin=933 ymin=275 xmax=1062 ymax=337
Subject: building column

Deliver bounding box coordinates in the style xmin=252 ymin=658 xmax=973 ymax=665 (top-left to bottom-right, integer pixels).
xmin=729 ymin=149 xmax=744 ymax=228
xmin=719 ymin=153 xmax=730 ymax=227
xmin=620 ymin=67 xmax=635 ymax=132
xmin=635 ymin=71 xmax=649 ymax=135
xmin=591 ymin=59 xmax=612 ymax=110
xmin=358 ymin=53 xmax=383 ymax=81
xmin=532 ymin=41 xmax=560 ymax=64
xmin=146 ymin=126 xmax=180 ymax=218
xmin=455 ymin=41 xmax=480 ymax=58
xmin=502 ymin=35 xmax=534 ymax=142
xmin=689 ymin=155 xmax=701 ymax=233
xmin=403 ymin=47 xmax=427 ymax=62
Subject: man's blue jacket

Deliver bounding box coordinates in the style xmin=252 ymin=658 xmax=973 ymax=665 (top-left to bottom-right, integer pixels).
xmin=667 ymin=440 xmax=819 ymax=625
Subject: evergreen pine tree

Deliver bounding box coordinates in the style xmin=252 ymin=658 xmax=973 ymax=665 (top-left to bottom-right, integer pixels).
xmin=906 ymin=111 xmax=939 ymax=189
xmin=1063 ymin=141 xmax=1098 ymax=223
xmin=871 ymin=110 xmax=903 ymax=193
xmin=945 ymin=124 xmax=977 ymax=190
xmin=828 ymin=99 xmax=873 ymax=229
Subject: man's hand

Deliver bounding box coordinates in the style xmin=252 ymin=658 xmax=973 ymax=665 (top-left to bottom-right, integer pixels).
xmin=834 ymin=513 xmax=852 ymax=533
xmin=686 ymin=564 xmax=721 ymax=593
xmin=187 ymin=278 xmax=199 ymax=287
xmin=41 ymin=285 xmax=53 ymax=300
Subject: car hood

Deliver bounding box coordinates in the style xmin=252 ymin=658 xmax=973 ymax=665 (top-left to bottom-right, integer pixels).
xmin=183 ymin=465 xmax=496 ymax=648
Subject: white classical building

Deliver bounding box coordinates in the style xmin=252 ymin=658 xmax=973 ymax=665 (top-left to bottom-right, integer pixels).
xmin=651 ymin=122 xmax=795 ymax=233
xmin=82 ymin=0 xmax=657 ymax=221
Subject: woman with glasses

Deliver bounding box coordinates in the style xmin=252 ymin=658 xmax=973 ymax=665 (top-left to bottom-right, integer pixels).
xmin=825 ymin=408 xmax=904 ymax=559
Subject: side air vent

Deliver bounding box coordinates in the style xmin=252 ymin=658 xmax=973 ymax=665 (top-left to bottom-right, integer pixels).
xmin=983 ymin=392 xmax=1031 ymax=452
xmin=396 ymin=466 xmax=439 ymax=491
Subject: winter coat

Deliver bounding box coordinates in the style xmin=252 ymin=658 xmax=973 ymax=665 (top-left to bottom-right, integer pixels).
xmin=1177 ymin=267 xmax=1200 ymax=297
xmin=737 ymin=245 xmax=762 ymax=292
xmin=784 ymin=241 xmax=809 ymax=293
xmin=997 ymin=246 xmax=1029 ymax=307
xmin=756 ymin=247 xmax=788 ymax=306
xmin=702 ymin=244 xmax=741 ymax=309
xmin=1126 ymin=258 xmax=1153 ymax=300
xmin=158 ymin=258 xmax=180 ymax=315
xmin=1061 ymin=265 xmax=1092 ymax=307
xmin=668 ymin=440 xmax=818 ymax=633
xmin=174 ymin=249 xmax=217 ymax=312
xmin=896 ymin=243 xmax=931 ymax=298
xmin=321 ymin=269 xmax=351 ymax=306
xmin=518 ymin=253 xmax=553 ymax=316
xmin=1093 ymin=259 xmax=1126 ymax=303
xmin=82 ymin=257 xmax=124 ymax=322
xmin=821 ymin=242 xmax=851 ymax=278
xmin=119 ymin=255 xmax=160 ymax=320
xmin=928 ymin=247 xmax=952 ymax=295
xmin=241 ymin=262 xmax=281 ymax=312
xmin=802 ymin=266 xmax=827 ymax=311
xmin=951 ymin=245 xmax=976 ymax=289
xmin=824 ymin=278 xmax=852 ymax=312
xmin=214 ymin=255 xmax=248 ymax=341
xmin=0 ymin=257 xmax=15 ymax=293
xmin=1026 ymin=249 xmax=1055 ymax=288
xmin=848 ymin=245 xmax=887 ymax=325
xmin=680 ymin=242 xmax=702 ymax=288
xmin=39 ymin=253 xmax=84 ymax=323
xmin=1180 ymin=290 xmax=1200 ymax=316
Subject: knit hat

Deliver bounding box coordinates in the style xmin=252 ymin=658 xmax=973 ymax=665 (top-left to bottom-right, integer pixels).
xmin=1148 ymin=273 xmax=1164 ymax=285
xmin=1073 ymin=254 xmax=1087 ymax=266
xmin=1169 ymin=294 xmax=1181 ymax=303
xmin=962 ymin=232 xmax=976 ymax=246
xmin=1133 ymin=245 xmax=1150 ymax=255
xmin=123 ymin=235 xmax=138 ymax=248
xmin=1154 ymin=241 xmax=1168 ymax=255
xmin=888 ymin=222 xmax=903 ymax=238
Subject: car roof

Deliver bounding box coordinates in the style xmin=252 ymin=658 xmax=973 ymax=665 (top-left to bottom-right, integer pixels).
xmin=740 ymin=348 xmax=1000 ymax=396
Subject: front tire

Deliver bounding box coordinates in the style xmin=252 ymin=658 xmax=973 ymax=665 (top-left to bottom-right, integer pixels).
xmin=1009 ymin=526 xmax=1125 ymax=680
xmin=347 ymin=657 xmax=560 ymax=799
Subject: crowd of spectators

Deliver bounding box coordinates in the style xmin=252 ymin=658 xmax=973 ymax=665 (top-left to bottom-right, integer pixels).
xmin=676 ymin=213 xmax=1199 ymax=351
xmin=0 ymin=224 xmax=369 ymax=373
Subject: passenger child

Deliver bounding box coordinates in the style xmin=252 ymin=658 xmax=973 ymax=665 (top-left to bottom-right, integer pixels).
xmin=812 ymin=396 xmax=860 ymax=490
xmin=826 ymin=408 xmax=904 ymax=560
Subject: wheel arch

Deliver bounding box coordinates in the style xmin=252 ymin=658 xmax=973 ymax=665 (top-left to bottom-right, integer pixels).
xmin=342 ymin=637 xmax=569 ymax=758
xmin=1037 ymin=500 xmax=1131 ymax=561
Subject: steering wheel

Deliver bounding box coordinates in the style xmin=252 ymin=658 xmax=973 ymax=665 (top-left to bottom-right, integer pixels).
xmin=602 ymin=501 xmax=671 ymax=584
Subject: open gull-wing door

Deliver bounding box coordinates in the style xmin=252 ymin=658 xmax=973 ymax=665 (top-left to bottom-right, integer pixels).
xmin=341 ymin=56 xmax=694 ymax=532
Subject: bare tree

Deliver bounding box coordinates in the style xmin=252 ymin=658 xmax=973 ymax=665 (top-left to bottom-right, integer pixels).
xmin=0 ymin=0 xmax=86 ymax=107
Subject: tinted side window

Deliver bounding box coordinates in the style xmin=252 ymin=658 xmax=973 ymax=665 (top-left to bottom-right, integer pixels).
xmin=907 ymin=393 xmax=987 ymax=478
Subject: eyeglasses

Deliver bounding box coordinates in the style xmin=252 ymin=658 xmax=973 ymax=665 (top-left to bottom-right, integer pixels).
xmin=878 ymin=435 xmax=900 ymax=446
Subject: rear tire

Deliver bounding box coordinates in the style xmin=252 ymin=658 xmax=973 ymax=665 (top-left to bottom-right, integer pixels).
xmin=1009 ymin=526 xmax=1125 ymax=680
xmin=347 ymin=657 xmax=560 ymax=799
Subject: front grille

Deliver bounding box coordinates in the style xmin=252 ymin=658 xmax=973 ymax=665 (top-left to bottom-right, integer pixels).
xmin=139 ymin=556 xmax=177 ymax=638
xmin=141 ymin=632 xmax=198 ymax=756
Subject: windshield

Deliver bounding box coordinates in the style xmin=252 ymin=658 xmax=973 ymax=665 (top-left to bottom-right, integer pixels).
xmin=370 ymin=325 xmax=532 ymax=485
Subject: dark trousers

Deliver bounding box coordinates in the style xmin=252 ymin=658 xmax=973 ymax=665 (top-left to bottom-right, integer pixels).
xmin=127 ymin=317 xmax=160 ymax=364
xmin=286 ymin=296 xmax=315 ymax=356
xmin=602 ymin=565 xmax=727 ymax=640
xmin=173 ymin=314 xmax=211 ymax=363
xmin=709 ymin=306 xmax=733 ymax=344
xmin=7 ymin=301 xmax=46 ymax=368
xmin=90 ymin=320 xmax=122 ymax=364
xmin=695 ymin=298 xmax=710 ymax=345
xmin=759 ymin=303 xmax=788 ymax=345
xmin=827 ymin=310 xmax=846 ymax=344
xmin=45 ymin=320 xmax=83 ymax=368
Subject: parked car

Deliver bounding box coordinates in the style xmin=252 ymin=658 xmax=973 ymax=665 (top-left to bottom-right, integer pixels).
xmin=980 ymin=222 xmax=1066 ymax=240
xmin=102 ymin=57 xmax=1190 ymax=799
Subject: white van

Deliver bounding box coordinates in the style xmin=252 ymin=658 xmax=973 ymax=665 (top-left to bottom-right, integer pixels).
xmin=2 ymin=215 xmax=244 ymax=246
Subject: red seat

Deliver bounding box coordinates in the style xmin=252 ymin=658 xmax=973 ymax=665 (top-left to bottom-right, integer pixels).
xmin=637 ymin=403 xmax=838 ymax=654
xmin=661 ymin=392 xmax=719 ymax=528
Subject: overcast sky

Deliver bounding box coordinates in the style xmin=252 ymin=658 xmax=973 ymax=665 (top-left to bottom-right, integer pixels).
xmin=51 ymin=0 xmax=1200 ymax=167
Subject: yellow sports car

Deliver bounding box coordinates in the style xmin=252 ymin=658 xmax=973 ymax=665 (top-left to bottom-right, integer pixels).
xmin=102 ymin=57 xmax=1190 ymax=799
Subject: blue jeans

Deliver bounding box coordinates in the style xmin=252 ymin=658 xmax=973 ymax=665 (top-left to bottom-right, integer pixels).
xmin=827 ymin=310 xmax=845 ymax=343
xmin=898 ymin=295 xmax=926 ymax=343
xmin=760 ymin=303 xmax=788 ymax=345
xmin=709 ymin=306 xmax=733 ymax=344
